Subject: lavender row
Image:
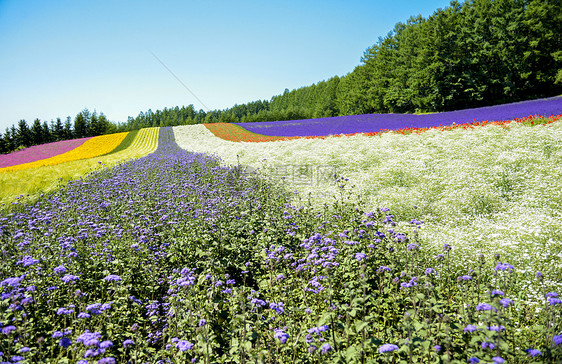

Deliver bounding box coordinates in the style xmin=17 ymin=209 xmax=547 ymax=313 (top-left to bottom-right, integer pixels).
xmin=235 ymin=95 xmax=562 ymax=136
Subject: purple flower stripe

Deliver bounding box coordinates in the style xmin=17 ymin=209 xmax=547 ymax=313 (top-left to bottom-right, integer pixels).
xmin=235 ymin=96 xmax=562 ymax=137
xmin=0 ymin=137 xmax=92 ymax=168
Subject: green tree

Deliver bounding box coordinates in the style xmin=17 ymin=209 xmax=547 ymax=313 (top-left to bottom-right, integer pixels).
xmin=16 ymin=120 xmax=32 ymax=148
xmin=63 ymin=116 xmax=74 ymax=139
xmin=30 ymin=118 xmax=44 ymax=145
xmin=74 ymin=113 xmax=87 ymax=138
xmin=52 ymin=118 xmax=64 ymax=141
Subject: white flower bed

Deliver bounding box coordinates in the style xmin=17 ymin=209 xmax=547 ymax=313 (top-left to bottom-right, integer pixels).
xmin=173 ymin=123 xmax=562 ymax=290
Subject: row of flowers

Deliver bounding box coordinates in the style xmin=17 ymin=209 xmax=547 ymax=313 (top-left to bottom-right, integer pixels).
xmin=206 ymin=114 xmax=562 ymax=142
xmin=233 ymin=96 xmax=562 ymax=137
xmin=0 ymin=133 xmax=128 ymax=173
xmin=0 ymin=137 xmax=92 ymax=168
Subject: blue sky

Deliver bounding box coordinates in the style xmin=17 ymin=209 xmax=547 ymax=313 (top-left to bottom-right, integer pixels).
xmin=0 ymin=0 xmax=452 ymax=130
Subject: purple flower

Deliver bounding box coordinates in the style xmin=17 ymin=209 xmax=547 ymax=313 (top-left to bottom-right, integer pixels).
xmin=76 ymin=331 xmax=101 ymax=346
xmin=495 ymin=263 xmax=514 ymax=272
xmin=308 ymin=325 xmax=329 ymax=335
xmin=251 ymin=298 xmax=266 ymax=306
xmin=103 ymin=274 xmax=122 ymax=282
xmin=499 ymin=298 xmax=513 ymax=308
xmin=56 ymin=307 xmax=73 ymax=315
xmin=274 ymin=329 xmax=289 ymax=344
xmin=269 ymin=302 xmax=285 ymax=314
xmin=19 ymin=347 xmax=30 ymax=353
xmin=198 ymin=319 xmax=207 ymax=326
xmin=1 ymin=276 xmax=24 ymax=288
xmin=54 ymin=265 xmax=67 ymax=274
xmin=321 ymin=343 xmax=332 ymax=353
xmin=468 ymin=358 xmax=480 ymax=363
xmin=424 ymin=268 xmax=435 ymax=275
xmin=176 ymin=340 xmax=194 ymax=352
xmin=545 ymin=292 xmax=559 ymax=298
xmin=355 ymin=252 xmax=366 ymax=262
xmin=400 ymin=277 xmax=418 ymax=289
xmin=86 ymin=303 xmax=101 ymax=314
xmin=2 ymin=326 xmax=16 ymax=335
xmin=10 ymin=356 xmax=23 ymax=362
xmin=97 ymin=358 xmax=116 ymax=364
xmin=487 ymin=325 xmax=505 ymax=332
xmin=492 ymin=357 xmax=505 ymax=363
xmin=463 ymin=324 xmax=478 ymax=333
xmin=490 ymin=289 xmax=503 ymax=296
xmin=476 ymin=303 xmax=493 ymax=311
xmin=52 ymin=331 xmax=63 ymax=338
xmin=61 ymin=274 xmax=79 ymax=283
xmin=378 ymin=266 xmax=391 ymax=273
xmin=549 ymin=298 xmax=561 ymax=305
xmin=123 ymin=339 xmax=134 ymax=347
xmin=100 ymin=340 xmax=113 ymax=349
xmin=308 ymin=345 xmax=317 ymax=353
xmin=554 ymin=334 xmax=562 ymax=346
xmin=100 ymin=303 xmax=112 ymax=311
xmin=378 ymin=343 xmax=399 ymax=353
xmin=59 ymin=337 xmax=72 ymax=348
xmin=434 ymin=345 xmax=441 ymax=352
xmin=458 ymin=275 xmax=472 ymax=281
xmin=526 ymin=348 xmax=542 ymax=357
xmin=78 ymin=312 xmax=91 ymax=319
xmin=17 ymin=255 xmax=39 ymax=267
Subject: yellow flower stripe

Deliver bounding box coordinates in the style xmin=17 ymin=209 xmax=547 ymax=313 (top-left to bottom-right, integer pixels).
xmin=0 ymin=132 xmax=128 ymax=173
xmin=114 ymin=127 xmax=159 ymax=160
xmin=0 ymin=128 xmax=159 ymax=205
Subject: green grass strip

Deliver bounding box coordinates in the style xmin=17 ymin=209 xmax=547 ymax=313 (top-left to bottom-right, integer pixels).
xmin=104 ymin=129 xmax=139 ymax=155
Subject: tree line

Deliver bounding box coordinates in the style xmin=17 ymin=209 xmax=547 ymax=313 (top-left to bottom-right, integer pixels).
xmin=123 ymin=0 xmax=561 ymax=126
xmin=0 ymin=110 xmax=117 ymax=154
xmin=1 ymin=0 xmax=560 ymax=154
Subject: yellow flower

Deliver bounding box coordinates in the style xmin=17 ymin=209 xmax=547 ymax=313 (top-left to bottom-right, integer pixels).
xmin=0 ymin=132 xmax=128 ymax=173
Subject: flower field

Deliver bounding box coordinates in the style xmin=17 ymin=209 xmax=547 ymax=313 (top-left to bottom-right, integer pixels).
xmin=0 ymin=128 xmax=158 ymax=205
xmin=0 ymin=138 xmax=92 ymax=169
xmin=212 ymin=114 xmax=562 ymax=142
xmin=0 ymin=133 xmax=128 ymax=173
xmin=234 ymin=96 xmax=562 ymax=137
xmin=1 ymin=116 xmax=562 ymax=362
xmin=174 ymin=118 xmax=562 ymax=291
